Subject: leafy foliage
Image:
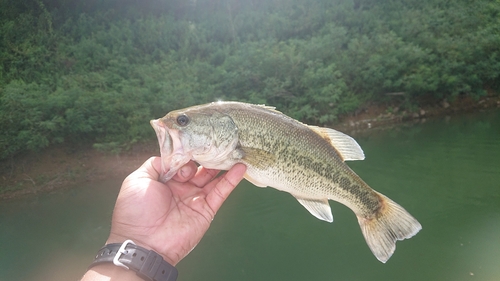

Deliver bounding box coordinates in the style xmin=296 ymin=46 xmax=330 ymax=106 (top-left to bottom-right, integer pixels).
xmin=1 ymin=0 xmax=499 ymax=159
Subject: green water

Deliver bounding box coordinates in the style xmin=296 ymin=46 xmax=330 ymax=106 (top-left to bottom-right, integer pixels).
xmin=1 ymin=110 xmax=499 ymax=281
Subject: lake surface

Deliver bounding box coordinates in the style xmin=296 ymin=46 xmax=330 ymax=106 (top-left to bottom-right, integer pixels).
xmin=1 ymin=109 xmax=499 ymax=281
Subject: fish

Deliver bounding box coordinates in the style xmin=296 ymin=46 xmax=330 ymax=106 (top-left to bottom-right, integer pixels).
xmin=150 ymin=101 xmax=421 ymax=263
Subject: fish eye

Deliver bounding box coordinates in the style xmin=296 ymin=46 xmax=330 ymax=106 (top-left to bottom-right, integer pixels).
xmin=176 ymin=114 xmax=190 ymax=127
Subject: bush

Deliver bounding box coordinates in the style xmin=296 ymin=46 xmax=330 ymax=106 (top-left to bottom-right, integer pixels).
xmin=1 ymin=0 xmax=499 ymax=160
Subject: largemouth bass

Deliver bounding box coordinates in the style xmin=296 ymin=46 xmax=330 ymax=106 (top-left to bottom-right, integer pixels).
xmin=150 ymin=101 xmax=421 ymax=263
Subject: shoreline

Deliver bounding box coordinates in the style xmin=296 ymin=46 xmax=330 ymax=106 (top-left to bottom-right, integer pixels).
xmin=1 ymin=96 xmax=499 ymax=200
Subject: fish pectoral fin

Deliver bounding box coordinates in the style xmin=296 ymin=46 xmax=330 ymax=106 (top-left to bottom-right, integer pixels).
xmin=244 ymin=172 xmax=268 ymax=188
xmin=240 ymin=147 xmax=276 ymax=169
xmin=309 ymin=126 xmax=365 ymax=161
xmin=294 ymin=197 xmax=333 ymax=222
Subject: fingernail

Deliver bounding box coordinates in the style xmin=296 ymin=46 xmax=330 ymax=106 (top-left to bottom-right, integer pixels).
xmin=180 ymin=164 xmax=192 ymax=179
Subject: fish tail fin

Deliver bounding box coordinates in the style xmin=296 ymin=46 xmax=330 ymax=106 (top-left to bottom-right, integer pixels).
xmin=357 ymin=193 xmax=422 ymax=263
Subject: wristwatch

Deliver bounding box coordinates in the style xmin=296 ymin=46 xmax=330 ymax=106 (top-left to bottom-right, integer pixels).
xmin=88 ymin=240 xmax=178 ymax=281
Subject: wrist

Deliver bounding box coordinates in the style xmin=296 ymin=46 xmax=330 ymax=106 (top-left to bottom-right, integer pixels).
xmin=106 ymin=234 xmax=178 ymax=266
xmin=86 ymin=240 xmax=178 ymax=281
xmin=82 ymin=263 xmax=143 ymax=281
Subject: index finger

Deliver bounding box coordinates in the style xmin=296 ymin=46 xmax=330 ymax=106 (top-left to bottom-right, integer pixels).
xmin=171 ymin=161 xmax=198 ymax=183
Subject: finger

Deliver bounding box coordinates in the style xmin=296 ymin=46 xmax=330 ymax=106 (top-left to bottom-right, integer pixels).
xmin=190 ymin=166 xmax=220 ymax=188
xmin=205 ymin=163 xmax=247 ymax=212
xmin=171 ymin=161 xmax=198 ymax=183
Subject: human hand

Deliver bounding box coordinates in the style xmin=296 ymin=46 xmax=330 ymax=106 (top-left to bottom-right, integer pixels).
xmin=106 ymin=156 xmax=247 ymax=266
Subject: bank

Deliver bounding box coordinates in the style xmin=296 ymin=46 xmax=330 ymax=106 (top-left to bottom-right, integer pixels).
xmin=1 ymin=95 xmax=499 ymax=200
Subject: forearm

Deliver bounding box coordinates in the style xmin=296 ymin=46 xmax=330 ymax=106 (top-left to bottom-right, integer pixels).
xmin=81 ymin=264 xmax=143 ymax=281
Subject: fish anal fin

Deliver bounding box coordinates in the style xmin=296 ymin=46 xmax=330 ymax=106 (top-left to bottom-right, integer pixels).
xmin=295 ymin=197 xmax=333 ymax=222
xmin=309 ymin=126 xmax=365 ymax=161
xmin=241 ymin=147 xmax=276 ymax=169
xmin=357 ymin=193 xmax=422 ymax=263
xmin=244 ymin=172 xmax=268 ymax=188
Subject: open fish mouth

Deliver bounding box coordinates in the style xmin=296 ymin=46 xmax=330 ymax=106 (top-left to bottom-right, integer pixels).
xmin=150 ymin=119 xmax=191 ymax=183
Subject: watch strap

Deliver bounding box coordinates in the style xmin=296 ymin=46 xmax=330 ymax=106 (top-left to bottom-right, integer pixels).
xmin=89 ymin=240 xmax=178 ymax=281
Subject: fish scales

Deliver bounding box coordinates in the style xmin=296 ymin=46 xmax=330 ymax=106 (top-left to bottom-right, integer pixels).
xmin=150 ymin=101 xmax=421 ymax=263
xmin=220 ymin=104 xmax=381 ymax=216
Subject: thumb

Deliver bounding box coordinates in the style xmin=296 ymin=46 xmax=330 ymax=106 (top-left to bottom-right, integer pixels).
xmin=205 ymin=163 xmax=247 ymax=212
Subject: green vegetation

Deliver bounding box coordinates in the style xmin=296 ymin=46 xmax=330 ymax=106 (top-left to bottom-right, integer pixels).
xmin=1 ymin=0 xmax=499 ymax=159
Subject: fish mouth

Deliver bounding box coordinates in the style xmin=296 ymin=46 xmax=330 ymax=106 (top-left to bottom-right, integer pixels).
xmin=150 ymin=119 xmax=191 ymax=183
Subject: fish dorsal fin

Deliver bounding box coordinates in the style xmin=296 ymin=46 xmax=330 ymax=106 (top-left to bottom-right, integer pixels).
xmin=255 ymin=104 xmax=283 ymax=114
xmin=294 ymin=197 xmax=333 ymax=222
xmin=309 ymin=126 xmax=365 ymax=161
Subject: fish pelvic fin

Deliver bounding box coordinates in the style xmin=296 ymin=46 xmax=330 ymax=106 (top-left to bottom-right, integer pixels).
xmin=357 ymin=193 xmax=422 ymax=263
xmin=295 ymin=197 xmax=333 ymax=222
xmin=308 ymin=126 xmax=365 ymax=161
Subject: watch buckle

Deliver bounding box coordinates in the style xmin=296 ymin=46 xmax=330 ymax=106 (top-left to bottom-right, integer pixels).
xmin=113 ymin=239 xmax=136 ymax=269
